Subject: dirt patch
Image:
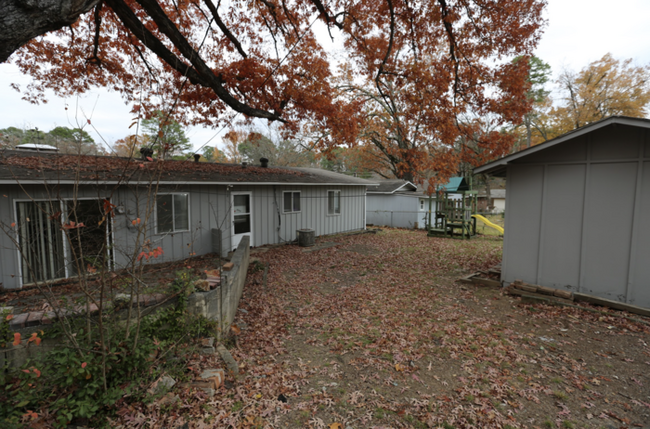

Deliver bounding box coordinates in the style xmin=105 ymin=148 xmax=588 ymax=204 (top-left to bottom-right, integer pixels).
xmin=341 ymin=243 xmax=380 ymax=256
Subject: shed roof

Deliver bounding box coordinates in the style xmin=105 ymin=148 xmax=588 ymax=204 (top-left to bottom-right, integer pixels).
xmin=366 ymin=179 xmax=417 ymax=194
xmin=0 ymin=150 xmax=378 ymax=187
xmin=474 ymin=116 xmax=650 ymax=177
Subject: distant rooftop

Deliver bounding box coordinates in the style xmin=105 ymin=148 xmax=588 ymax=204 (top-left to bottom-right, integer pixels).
xmin=367 ymin=180 xmax=417 ymax=194
xmin=15 ymin=143 xmax=59 ymax=152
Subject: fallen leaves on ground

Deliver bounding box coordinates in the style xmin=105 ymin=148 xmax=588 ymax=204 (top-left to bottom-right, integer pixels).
xmin=112 ymin=229 xmax=650 ymax=428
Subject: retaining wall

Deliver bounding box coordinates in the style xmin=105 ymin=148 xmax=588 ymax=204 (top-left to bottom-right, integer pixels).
xmin=186 ymin=235 xmax=250 ymax=337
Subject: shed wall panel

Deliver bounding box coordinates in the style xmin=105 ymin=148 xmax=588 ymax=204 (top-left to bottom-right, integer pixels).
xmin=538 ymin=164 xmax=586 ymax=289
xmin=590 ymin=126 xmax=642 ymax=160
xmin=630 ymin=161 xmax=650 ymax=306
xmin=503 ymin=165 xmax=544 ymax=283
xmin=581 ymin=162 xmax=637 ymax=300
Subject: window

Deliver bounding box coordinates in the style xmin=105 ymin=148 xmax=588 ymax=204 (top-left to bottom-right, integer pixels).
xmin=16 ymin=201 xmax=66 ymax=284
xmin=283 ymin=191 xmax=301 ymax=213
xmin=420 ymin=199 xmax=425 ymax=210
xmin=157 ymin=193 xmax=189 ymax=233
xmin=16 ymin=199 xmax=113 ymax=285
xmin=328 ymin=190 xmax=341 ymax=215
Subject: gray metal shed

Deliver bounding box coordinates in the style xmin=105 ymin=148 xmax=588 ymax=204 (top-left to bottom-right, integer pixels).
xmin=475 ymin=116 xmax=650 ymax=308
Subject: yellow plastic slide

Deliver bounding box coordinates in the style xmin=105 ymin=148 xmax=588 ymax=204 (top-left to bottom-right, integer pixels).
xmin=471 ymin=214 xmax=504 ymax=234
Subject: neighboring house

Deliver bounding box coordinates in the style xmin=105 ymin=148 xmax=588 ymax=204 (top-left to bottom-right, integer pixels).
xmin=365 ymin=178 xmax=470 ymax=229
xmin=366 ymin=180 xmax=433 ymax=229
xmin=0 ymin=149 xmax=376 ymax=289
xmin=475 ymin=116 xmax=650 ymax=308
xmin=477 ymin=189 xmax=506 ymax=213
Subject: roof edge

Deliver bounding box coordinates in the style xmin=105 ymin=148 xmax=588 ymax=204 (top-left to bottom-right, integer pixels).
xmin=474 ymin=116 xmax=650 ymax=176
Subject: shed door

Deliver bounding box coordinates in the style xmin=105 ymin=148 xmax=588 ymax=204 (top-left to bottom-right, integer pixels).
xmin=231 ymin=192 xmax=253 ymax=250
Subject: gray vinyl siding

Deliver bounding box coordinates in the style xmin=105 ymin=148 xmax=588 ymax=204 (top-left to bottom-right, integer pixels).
xmin=222 ymin=185 xmax=366 ymax=252
xmin=0 ymin=183 xmax=367 ymax=289
xmin=366 ymin=194 xmax=431 ymax=229
xmin=502 ymin=124 xmax=650 ymax=307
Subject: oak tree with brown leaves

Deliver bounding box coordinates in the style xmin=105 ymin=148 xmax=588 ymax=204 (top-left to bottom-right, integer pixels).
xmin=6 ymin=0 xmax=545 ymax=185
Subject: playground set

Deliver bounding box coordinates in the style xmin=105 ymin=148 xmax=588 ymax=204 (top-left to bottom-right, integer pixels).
xmin=425 ymin=177 xmax=504 ymax=239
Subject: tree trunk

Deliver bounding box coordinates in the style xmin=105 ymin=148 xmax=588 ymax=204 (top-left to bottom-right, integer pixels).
xmin=482 ymin=173 xmax=492 ymax=212
xmin=1 ymin=0 xmax=99 ymax=62
xmin=525 ymin=115 xmax=532 ymax=148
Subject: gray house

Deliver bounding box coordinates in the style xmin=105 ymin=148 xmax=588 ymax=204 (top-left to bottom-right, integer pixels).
xmin=477 ymin=189 xmax=506 ymax=214
xmin=475 ymin=116 xmax=650 ymax=308
xmin=366 ymin=180 xmax=432 ymax=229
xmin=0 ymin=149 xmax=374 ymax=289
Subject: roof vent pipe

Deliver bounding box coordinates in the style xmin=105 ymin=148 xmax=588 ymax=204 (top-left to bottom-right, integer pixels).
xmin=260 ymin=157 xmax=269 ymax=168
xmin=140 ymin=147 xmax=154 ymax=160
xmin=193 ymin=154 xmax=201 ymax=162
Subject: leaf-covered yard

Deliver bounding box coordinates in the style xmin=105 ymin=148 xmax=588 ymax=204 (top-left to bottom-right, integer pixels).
xmin=123 ymin=229 xmax=650 ymax=428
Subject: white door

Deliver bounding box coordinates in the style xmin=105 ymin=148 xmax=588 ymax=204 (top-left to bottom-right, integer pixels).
xmin=231 ymin=192 xmax=253 ymax=250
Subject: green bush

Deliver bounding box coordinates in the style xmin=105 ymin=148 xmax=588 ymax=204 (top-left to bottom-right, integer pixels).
xmin=0 ymin=269 xmax=217 ymax=428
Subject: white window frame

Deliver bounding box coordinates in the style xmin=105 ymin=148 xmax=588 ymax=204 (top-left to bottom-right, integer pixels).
xmin=155 ymin=193 xmax=190 ymax=234
xmin=282 ymin=191 xmax=301 ymax=214
xmin=420 ymin=199 xmax=425 ymax=210
xmin=327 ymin=190 xmax=341 ymax=216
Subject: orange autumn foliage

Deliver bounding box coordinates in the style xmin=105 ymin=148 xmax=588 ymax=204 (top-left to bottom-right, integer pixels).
xmin=10 ymin=0 xmax=546 ymax=184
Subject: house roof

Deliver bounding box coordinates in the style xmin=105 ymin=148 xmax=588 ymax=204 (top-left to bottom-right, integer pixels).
xmin=479 ymin=189 xmax=506 ymax=199
xmin=474 ymin=116 xmax=650 ymax=177
xmin=366 ymin=179 xmax=417 ymax=194
xmin=0 ymin=150 xmax=378 ymax=186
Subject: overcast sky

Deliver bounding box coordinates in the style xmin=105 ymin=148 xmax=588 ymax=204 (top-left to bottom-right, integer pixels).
xmin=1 ymin=0 xmax=649 ymax=152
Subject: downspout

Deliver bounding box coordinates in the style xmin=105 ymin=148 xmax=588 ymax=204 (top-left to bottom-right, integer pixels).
xmin=272 ymin=186 xmax=284 ymax=243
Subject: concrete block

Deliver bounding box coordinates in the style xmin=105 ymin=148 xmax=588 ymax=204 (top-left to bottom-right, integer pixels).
xmin=217 ymin=344 xmax=239 ymax=378
xmin=194 ymin=280 xmax=210 ymax=292
xmin=205 ymin=269 xmax=220 ymax=278
xmin=200 ymin=368 xmax=224 ymax=389
xmin=25 ymin=312 xmax=43 ymax=327
xmin=41 ymin=311 xmax=56 ymax=325
xmin=9 ymin=312 xmax=28 ymax=330
xmin=148 ymin=375 xmax=176 ymax=394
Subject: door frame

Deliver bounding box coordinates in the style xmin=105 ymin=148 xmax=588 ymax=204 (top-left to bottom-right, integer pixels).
xmin=230 ymin=191 xmax=253 ymax=250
